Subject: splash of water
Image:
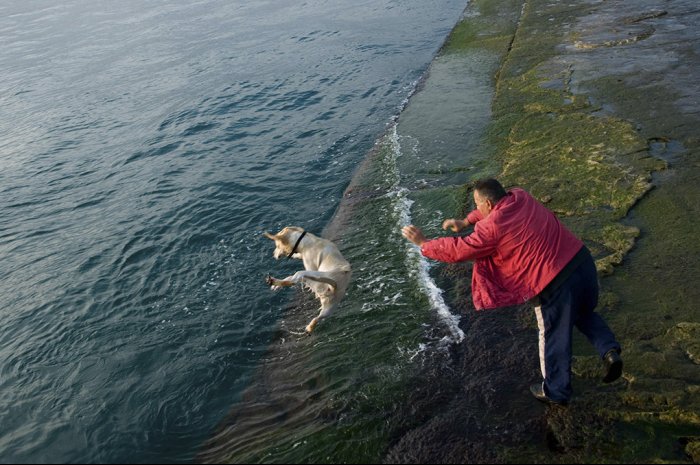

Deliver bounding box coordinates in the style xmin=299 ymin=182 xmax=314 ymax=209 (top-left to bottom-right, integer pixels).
xmin=383 ymin=125 xmax=465 ymax=344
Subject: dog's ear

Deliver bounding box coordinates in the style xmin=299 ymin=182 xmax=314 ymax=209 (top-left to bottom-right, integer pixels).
xmin=264 ymin=231 xmax=290 ymax=246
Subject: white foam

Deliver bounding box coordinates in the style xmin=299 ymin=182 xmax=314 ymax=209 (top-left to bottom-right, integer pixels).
xmin=383 ymin=124 xmax=465 ymax=344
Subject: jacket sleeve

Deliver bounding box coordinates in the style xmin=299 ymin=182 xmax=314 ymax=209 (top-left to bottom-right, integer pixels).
xmin=421 ymin=222 xmax=498 ymax=263
xmin=466 ymin=209 xmax=484 ymax=225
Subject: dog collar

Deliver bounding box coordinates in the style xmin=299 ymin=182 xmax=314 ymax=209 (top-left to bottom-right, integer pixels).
xmin=287 ymin=230 xmax=307 ymax=260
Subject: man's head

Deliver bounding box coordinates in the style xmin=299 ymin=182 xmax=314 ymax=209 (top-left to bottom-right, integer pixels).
xmin=473 ymin=179 xmax=507 ymax=218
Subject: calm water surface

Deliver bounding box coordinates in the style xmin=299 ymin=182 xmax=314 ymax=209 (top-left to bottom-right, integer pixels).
xmin=0 ymin=0 xmax=468 ymax=462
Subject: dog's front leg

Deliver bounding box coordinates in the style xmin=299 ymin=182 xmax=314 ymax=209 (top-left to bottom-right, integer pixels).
xmin=265 ymin=271 xmax=305 ymax=290
xmin=266 ymin=276 xmax=294 ymax=291
xmin=267 ymin=271 xmax=332 ymax=289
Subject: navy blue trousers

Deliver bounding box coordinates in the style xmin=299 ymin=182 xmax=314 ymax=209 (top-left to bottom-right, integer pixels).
xmin=534 ymin=251 xmax=620 ymax=403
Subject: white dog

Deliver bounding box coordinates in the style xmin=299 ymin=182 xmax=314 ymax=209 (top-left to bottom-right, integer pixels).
xmin=264 ymin=227 xmax=351 ymax=333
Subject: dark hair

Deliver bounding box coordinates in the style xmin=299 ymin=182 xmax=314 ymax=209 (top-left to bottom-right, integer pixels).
xmin=474 ymin=178 xmax=507 ymax=204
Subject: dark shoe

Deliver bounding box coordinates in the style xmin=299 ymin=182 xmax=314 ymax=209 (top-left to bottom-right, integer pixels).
xmin=530 ymin=383 xmax=568 ymax=406
xmin=603 ymin=349 xmax=623 ymax=383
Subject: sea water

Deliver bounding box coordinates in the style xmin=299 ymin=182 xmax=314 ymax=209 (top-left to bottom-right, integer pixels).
xmin=0 ymin=0 xmax=469 ymax=462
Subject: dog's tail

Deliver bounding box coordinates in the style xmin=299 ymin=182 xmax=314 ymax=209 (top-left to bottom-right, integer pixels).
xmin=303 ymin=275 xmax=337 ymax=291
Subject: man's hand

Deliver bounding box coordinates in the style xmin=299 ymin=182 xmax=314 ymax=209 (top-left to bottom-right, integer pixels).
xmin=442 ymin=218 xmax=467 ymax=232
xmin=402 ymin=225 xmax=427 ymax=246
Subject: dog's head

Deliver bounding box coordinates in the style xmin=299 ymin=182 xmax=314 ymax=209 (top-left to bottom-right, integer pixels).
xmin=263 ymin=226 xmax=304 ymax=260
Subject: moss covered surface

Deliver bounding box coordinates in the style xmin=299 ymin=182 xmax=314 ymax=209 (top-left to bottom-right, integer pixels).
xmin=441 ymin=0 xmax=700 ymax=462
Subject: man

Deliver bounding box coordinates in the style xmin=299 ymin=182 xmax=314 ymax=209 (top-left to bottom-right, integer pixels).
xmin=402 ymin=179 xmax=623 ymax=405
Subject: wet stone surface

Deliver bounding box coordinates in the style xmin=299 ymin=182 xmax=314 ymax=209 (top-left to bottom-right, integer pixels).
xmin=385 ymin=0 xmax=700 ymax=462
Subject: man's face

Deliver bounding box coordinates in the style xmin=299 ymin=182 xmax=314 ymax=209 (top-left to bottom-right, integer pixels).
xmin=474 ymin=190 xmax=492 ymax=218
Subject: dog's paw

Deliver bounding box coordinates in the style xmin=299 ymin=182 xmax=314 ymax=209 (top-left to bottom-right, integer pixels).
xmin=266 ymin=275 xmax=284 ymax=291
xmin=305 ymin=318 xmax=318 ymax=333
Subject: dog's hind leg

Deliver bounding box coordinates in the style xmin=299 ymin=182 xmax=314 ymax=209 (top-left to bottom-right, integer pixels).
xmin=305 ymin=317 xmax=320 ymax=333
xmin=305 ymin=300 xmax=337 ymax=333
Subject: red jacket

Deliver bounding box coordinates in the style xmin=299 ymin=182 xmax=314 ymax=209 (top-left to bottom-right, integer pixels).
xmin=421 ymin=188 xmax=583 ymax=309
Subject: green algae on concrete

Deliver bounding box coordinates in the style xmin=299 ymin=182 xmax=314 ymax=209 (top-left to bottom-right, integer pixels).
xmin=435 ymin=0 xmax=700 ymax=463
xmin=490 ymin=18 xmax=667 ymax=273
xmin=563 ymin=0 xmax=700 ymax=460
xmin=404 ymin=0 xmax=700 ymax=461
xmin=442 ymin=0 xmax=524 ymax=55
